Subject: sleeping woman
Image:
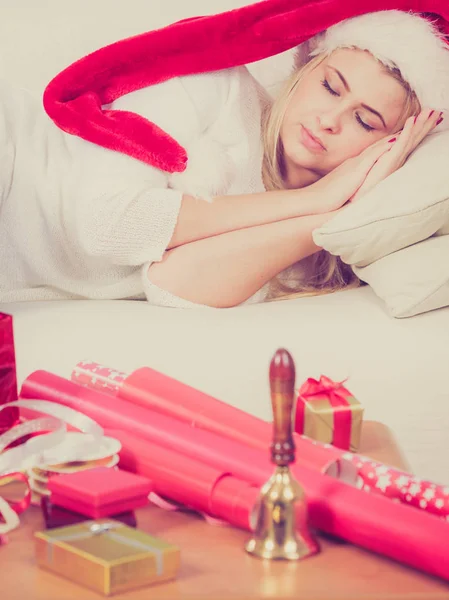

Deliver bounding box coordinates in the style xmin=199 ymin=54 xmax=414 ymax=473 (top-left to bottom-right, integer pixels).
xmin=0 ymin=10 xmax=446 ymax=307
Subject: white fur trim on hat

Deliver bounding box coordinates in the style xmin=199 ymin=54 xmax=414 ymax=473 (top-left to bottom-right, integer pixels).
xmin=295 ymin=10 xmax=449 ymax=124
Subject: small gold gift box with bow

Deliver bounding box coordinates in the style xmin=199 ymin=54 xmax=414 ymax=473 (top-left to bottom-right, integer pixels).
xmin=35 ymin=519 xmax=180 ymax=596
xmin=295 ymin=376 xmax=364 ymax=451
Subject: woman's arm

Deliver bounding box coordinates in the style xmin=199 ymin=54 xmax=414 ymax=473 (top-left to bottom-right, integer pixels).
xmin=146 ymin=133 xmax=405 ymax=307
xmin=148 ymin=211 xmax=332 ymax=308
xmin=166 ymin=187 xmax=323 ymax=249
xmin=167 ymin=133 xmax=399 ymax=249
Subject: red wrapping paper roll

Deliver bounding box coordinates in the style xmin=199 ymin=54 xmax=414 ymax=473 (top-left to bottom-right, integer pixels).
xmin=110 ymin=429 xmax=319 ymax=555
xmin=20 ymin=370 xmax=449 ymax=581
xmin=74 ymin=363 xmax=449 ymax=520
xmin=72 ymin=362 xmax=341 ymax=474
xmin=107 ymin=429 xmax=261 ymax=531
xmin=21 ymin=371 xmax=321 ymax=488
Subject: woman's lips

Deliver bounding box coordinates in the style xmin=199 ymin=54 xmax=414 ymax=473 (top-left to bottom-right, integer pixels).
xmin=300 ymin=126 xmax=326 ymax=152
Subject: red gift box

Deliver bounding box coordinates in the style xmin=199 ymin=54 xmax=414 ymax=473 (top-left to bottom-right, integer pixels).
xmin=40 ymin=497 xmax=137 ymax=529
xmin=0 ymin=313 xmax=18 ymax=433
xmin=47 ymin=467 xmax=152 ymax=519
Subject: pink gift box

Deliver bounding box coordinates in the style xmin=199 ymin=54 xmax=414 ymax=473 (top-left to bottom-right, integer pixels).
xmin=41 ymin=496 xmax=137 ymax=529
xmin=47 ymin=467 xmax=152 ymax=519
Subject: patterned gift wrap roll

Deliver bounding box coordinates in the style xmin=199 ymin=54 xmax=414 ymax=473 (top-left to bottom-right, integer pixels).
xmin=72 ymin=361 xmax=126 ymax=394
xmin=343 ymin=452 xmax=449 ymax=521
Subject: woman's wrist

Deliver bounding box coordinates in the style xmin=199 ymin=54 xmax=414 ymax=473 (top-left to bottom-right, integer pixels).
xmin=288 ymin=181 xmax=337 ymax=216
xmin=168 ymin=187 xmax=326 ymax=250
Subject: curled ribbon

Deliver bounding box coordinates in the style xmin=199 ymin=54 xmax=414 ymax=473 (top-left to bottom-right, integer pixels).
xmin=148 ymin=492 xmax=229 ymax=527
xmin=0 ymin=472 xmax=31 ymax=514
xmin=0 ymin=472 xmax=31 ymax=542
xmin=0 ymin=497 xmax=20 ymax=537
xmin=295 ymin=376 xmax=353 ymax=450
xmin=0 ymin=400 xmax=104 ymax=476
xmin=0 ymin=400 xmax=108 ymax=541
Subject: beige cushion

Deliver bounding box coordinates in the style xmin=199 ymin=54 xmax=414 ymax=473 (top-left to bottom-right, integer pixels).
xmin=353 ymin=234 xmax=449 ymax=318
xmin=312 ymin=131 xmax=449 ymax=317
xmin=313 ymin=131 xmax=449 ymax=265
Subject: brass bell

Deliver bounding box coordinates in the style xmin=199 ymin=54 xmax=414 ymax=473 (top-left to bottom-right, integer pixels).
xmin=245 ymin=348 xmax=319 ymax=560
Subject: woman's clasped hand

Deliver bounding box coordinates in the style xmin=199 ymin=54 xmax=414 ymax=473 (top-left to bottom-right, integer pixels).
xmin=312 ymin=108 xmax=443 ymax=212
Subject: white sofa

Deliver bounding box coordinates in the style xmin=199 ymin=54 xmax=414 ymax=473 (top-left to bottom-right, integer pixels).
xmin=3 ymin=0 xmax=449 ymax=484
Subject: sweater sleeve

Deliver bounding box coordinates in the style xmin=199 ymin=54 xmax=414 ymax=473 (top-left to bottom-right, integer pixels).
xmin=65 ymin=72 xmax=233 ymax=267
xmin=71 ymin=179 xmax=184 ymax=266
xmin=141 ymin=262 xmax=270 ymax=308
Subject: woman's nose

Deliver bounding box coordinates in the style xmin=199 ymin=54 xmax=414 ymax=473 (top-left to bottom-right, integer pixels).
xmin=318 ymin=108 xmax=343 ymax=133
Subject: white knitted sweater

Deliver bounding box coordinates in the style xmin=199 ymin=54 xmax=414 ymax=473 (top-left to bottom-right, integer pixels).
xmin=0 ymin=67 xmax=271 ymax=307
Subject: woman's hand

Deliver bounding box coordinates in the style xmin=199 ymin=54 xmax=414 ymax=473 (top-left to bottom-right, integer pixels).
xmin=310 ymin=133 xmax=398 ymax=213
xmin=349 ymin=108 xmax=443 ymax=204
xmin=310 ymin=108 xmax=442 ymax=213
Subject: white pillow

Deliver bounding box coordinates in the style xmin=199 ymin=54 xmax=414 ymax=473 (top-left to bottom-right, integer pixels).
xmin=311 ymin=130 xmax=449 ymax=317
xmin=353 ymin=234 xmax=449 ymax=318
xmin=312 ymin=131 xmax=449 ymax=267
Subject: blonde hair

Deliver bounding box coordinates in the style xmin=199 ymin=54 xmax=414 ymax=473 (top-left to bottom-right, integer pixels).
xmin=261 ymin=49 xmax=421 ymax=303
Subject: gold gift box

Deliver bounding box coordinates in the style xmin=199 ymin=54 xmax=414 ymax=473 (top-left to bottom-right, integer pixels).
xmin=297 ymin=378 xmax=364 ymax=452
xmin=35 ymin=519 xmax=180 ymax=596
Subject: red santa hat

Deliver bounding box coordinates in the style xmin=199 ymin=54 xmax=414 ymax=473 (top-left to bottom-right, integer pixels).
xmin=43 ymin=0 xmax=449 ymax=174
xmin=295 ymin=10 xmax=449 ymax=113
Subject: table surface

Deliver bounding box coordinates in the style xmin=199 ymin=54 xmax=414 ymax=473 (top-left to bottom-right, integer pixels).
xmin=2 ymin=421 xmax=449 ymax=600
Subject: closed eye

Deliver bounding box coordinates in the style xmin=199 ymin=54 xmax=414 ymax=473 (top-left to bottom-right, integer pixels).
xmin=321 ymin=78 xmax=376 ymax=132
xmin=321 ymin=78 xmax=338 ymax=96
xmin=355 ymin=114 xmax=375 ymax=132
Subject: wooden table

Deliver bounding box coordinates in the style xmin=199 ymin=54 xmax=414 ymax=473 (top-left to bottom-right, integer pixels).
xmin=2 ymin=421 xmax=449 ymax=600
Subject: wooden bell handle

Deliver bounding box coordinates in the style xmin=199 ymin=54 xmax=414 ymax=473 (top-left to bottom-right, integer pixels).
xmin=269 ymin=348 xmax=296 ymax=466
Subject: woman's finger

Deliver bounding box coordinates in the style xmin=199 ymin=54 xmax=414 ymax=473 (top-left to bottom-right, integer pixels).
xmin=384 ymin=109 xmax=433 ymax=164
xmin=419 ymin=109 xmax=443 ymax=137
xmin=407 ymin=109 xmax=440 ymax=155
xmin=358 ymin=133 xmax=400 ymax=159
xmin=408 ymin=108 xmax=440 ymax=146
xmin=377 ymin=108 xmax=440 ymax=173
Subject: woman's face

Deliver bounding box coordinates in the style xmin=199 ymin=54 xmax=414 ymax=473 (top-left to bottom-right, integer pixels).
xmin=280 ymin=48 xmax=408 ymax=188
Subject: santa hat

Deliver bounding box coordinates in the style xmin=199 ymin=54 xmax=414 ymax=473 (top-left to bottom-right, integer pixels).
xmin=295 ymin=10 xmax=449 ymax=113
xmin=43 ymin=0 xmax=449 ymax=174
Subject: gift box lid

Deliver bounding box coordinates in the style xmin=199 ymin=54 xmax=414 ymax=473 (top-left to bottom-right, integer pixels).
xmin=47 ymin=467 xmax=152 ymax=507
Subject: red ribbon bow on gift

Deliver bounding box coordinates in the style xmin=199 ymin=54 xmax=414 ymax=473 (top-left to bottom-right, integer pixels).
xmin=295 ymin=376 xmax=353 ymax=450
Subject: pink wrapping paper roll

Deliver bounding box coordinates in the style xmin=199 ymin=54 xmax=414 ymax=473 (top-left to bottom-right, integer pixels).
xmin=109 ymin=428 xmax=319 ymax=554
xmin=107 ymin=429 xmax=265 ymax=532
xmin=72 ymin=361 xmax=449 ymax=520
xmin=20 ymin=371 xmax=347 ymax=488
xmin=280 ymin=435 xmax=449 ymax=522
xmin=20 ymin=370 xmax=449 ymax=582
xmin=71 ymin=362 xmax=345 ymax=476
